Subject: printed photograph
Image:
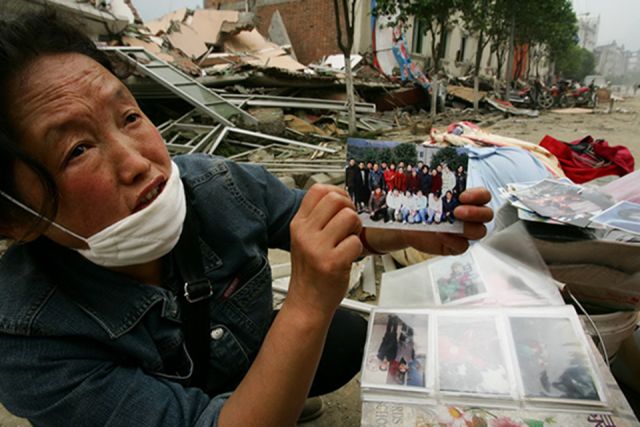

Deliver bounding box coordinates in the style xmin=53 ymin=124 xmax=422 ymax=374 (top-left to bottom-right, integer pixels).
xmin=437 ymin=316 xmax=511 ymax=396
xmin=429 ymin=252 xmax=487 ymax=305
xmin=591 ymin=201 xmax=640 ymax=236
xmin=510 ymin=179 xmax=613 ymax=227
xmin=363 ymin=311 xmax=429 ymax=391
xmin=345 ymin=138 xmax=468 ymax=234
xmin=509 ymin=316 xmax=602 ymax=402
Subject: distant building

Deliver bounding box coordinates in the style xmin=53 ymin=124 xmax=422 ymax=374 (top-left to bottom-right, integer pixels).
xmin=594 ymin=42 xmax=628 ymax=77
xmin=577 ymin=15 xmax=599 ymax=52
xmin=627 ymin=50 xmax=640 ymax=73
xmin=408 ymin=15 xmax=551 ymax=80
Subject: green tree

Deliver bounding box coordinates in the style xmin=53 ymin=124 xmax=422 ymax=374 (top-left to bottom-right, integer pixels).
xmin=430 ymin=147 xmax=468 ymax=171
xmin=333 ymin=0 xmax=358 ymax=134
xmin=393 ymin=143 xmax=418 ymax=165
xmin=556 ymin=44 xmax=595 ymax=81
xmin=379 ymin=147 xmax=396 ymax=164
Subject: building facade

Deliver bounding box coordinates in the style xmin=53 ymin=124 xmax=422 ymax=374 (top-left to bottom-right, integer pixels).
xmin=594 ymin=42 xmax=628 ymax=77
xmin=577 ymin=14 xmax=599 ymax=52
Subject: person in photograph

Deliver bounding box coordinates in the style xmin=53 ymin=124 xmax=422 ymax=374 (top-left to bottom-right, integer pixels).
xmin=438 ymin=262 xmax=478 ymax=303
xmin=368 ymin=186 xmax=388 ymax=222
xmin=366 ymin=161 xmax=373 ymax=173
xmin=406 ymin=357 xmax=425 ymax=387
xmin=345 ymin=158 xmax=358 ymax=203
xmin=427 ymin=191 xmax=443 ymax=224
xmin=442 ymin=164 xmax=456 ymax=194
xmin=408 ymin=168 xmax=420 ymax=194
xmin=383 ymin=162 xmax=397 ymax=192
xmin=394 ymin=166 xmax=408 ymax=193
xmin=385 ymin=188 xmax=402 ymax=223
xmin=442 ymin=191 xmax=459 ymax=224
xmin=430 ymin=168 xmax=442 ymax=198
xmin=354 ymin=161 xmax=370 ymax=212
xmin=416 ymin=161 xmax=425 ymax=178
xmin=368 ymin=162 xmax=384 ymax=193
xmin=398 ymin=161 xmax=406 ymax=170
xmin=0 ymin=12 xmax=494 ymax=426
xmin=400 ymin=191 xmax=414 ymax=223
xmin=420 ymin=165 xmax=432 ymax=195
xmin=380 ymin=161 xmax=388 ymax=172
xmin=376 ymin=315 xmax=399 ymax=371
xmin=412 ymin=190 xmax=428 ymax=224
xmin=454 ymin=165 xmax=467 ymax=195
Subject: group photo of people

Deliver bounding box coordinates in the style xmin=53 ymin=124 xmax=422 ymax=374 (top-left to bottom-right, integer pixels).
xmin=345 ymin=139 xmax=469 ymax=233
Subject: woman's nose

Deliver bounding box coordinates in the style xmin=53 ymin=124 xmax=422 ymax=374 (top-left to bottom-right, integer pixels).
xmin=111 ymin=138 xmax=151 ymax=184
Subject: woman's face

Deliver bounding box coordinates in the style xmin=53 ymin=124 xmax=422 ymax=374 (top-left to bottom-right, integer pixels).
xmin=8 ymin=53 xmax=171 ymax=248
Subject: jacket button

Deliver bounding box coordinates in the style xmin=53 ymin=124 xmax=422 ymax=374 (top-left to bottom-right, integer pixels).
xmin=210 ymin=327 xmax=224 ymax=340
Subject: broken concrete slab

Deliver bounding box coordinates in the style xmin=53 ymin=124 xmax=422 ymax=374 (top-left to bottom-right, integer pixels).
xmin=249 ymin=107 xmax=287 ymax=135
xmin=447 ymin=85 xmax=486 ymax=104
xmin=188 ymin=9 xmax=240 ymax=44
xmin=167 ymin=22 xmax=209 ymax=59
xmin=268 ymin=10 xmax=297 ymax=61
xmin=146 ymin=8 xmax=187 ymax=35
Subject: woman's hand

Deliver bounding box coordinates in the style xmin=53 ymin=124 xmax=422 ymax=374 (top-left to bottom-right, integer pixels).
xmin=286 ymin=184 xmax=363 ymax=319
xmin=365 ymin=188 xmax=493 ymax=256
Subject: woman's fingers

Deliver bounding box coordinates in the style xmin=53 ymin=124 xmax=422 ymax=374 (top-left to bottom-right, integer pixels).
xmin=324 ymin=207 xmax=362 ymax=246
xmin=296 ymin=184 xmax=351 ymax=220
xmin=462 ymin=222 xmax=488 ymax=241
xmin=458 ymin=187 xmax=492 ymax=205
xmin=454 ymin=204 xmax=494 ymax=224
xmin=435 ymin=233 xmax=470 ymax=255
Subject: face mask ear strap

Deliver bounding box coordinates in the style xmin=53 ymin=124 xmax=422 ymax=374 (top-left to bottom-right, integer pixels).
xmin=0 ymin=190 xmax=86 ymax=242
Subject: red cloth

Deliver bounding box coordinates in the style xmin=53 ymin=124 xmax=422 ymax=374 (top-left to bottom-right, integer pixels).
xmin=407 ymin=174 xmax=421 ymax=193
xmin=539 ymin=135 xmax=635 ymax=184
xmin=394 ymin=173 xmax=408 ymax=192
xmin=383 ymin=169 xmax=396 ymax=191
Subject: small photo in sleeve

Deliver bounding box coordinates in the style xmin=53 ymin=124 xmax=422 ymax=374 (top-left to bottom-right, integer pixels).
xmin=509 ymin=316 xmax=603 ymax=403
xmin=429 ymin=252 xmax=487 ymax=305
xmin=362 ymin=311 xmax=430 ymax=392
xmin=437 ymin=316 xmax=511 ymax=397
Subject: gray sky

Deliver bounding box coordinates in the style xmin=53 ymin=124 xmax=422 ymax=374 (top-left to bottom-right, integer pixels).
xmin=572 ymin=0 xmax=640 ymax=51
xmin=132 ymin=0 xmax=640 ymax=52
xmin=132 ymin=0 xmax=202 ymax=22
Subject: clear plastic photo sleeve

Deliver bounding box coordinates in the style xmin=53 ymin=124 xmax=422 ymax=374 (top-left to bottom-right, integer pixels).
xmin=504 ymin=306 xmax=608 ymax=408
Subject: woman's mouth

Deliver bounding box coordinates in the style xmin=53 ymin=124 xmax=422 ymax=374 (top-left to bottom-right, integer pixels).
xmin=133 ymin=180 xmax=166 ymax=213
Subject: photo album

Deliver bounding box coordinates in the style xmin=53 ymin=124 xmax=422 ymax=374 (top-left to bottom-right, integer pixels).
xmin=345 ymin=138 xmax=469 ymax=234
xmin=361 ymin=306 xmax=608 ymax=411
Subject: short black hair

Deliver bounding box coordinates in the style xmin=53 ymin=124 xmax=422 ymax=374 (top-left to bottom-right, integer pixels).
xmin=0 ymin=10 xmax=117 ymax=238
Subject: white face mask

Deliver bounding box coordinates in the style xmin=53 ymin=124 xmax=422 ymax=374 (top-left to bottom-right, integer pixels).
xmin=1 ymin=161 xmax=186 ymax=267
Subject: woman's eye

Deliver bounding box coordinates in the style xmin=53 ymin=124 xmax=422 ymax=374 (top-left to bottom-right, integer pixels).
xmin=125 ymin=113 xmax=141 ymax=124
xmin=69 ymin=144 xmax=88 ymax=159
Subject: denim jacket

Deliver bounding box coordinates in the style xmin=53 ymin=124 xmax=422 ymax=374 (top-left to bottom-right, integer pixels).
xmin=0 ymin=154 xmax=304 ymax=427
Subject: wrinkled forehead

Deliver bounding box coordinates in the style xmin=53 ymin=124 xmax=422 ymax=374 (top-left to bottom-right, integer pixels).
xmin=8 ymin=53 xmax=126 ymax=129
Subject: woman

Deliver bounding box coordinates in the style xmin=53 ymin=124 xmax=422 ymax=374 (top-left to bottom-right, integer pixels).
xmin=0 ymin=12 xmax=492 ymax=427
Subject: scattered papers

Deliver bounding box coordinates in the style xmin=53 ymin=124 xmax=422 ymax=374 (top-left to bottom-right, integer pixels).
xmin=501 ymin=179 xmax=614 ymax=228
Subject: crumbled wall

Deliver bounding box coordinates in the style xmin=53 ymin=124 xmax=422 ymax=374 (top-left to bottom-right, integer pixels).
xmin=204 ymin=0 xmax=341 ymax=65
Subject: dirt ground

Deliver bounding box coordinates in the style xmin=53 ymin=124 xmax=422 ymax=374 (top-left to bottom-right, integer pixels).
xmin=1 ymin=97 xmax=638 ymax=427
